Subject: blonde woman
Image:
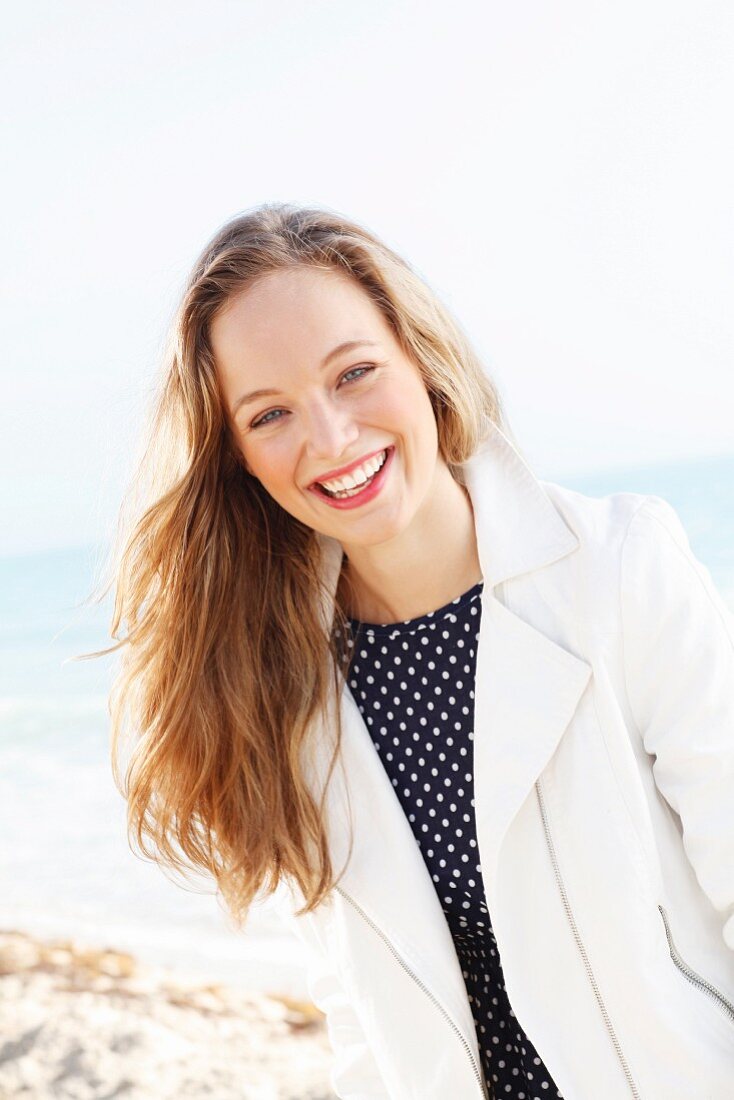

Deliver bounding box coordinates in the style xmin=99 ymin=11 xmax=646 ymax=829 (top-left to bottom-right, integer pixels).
xmin=99 ymin=203 xmax=734 ymax=1099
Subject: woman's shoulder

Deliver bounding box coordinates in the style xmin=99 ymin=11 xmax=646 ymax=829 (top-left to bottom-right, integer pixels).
xmin=531 ymin=481 xmax=693 ymax=633
xmin=539 ymin=478 xmax=669 ymax=558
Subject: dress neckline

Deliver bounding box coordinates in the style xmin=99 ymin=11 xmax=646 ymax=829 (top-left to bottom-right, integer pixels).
xmin=347 ymin=578 xmax=484 ymax=636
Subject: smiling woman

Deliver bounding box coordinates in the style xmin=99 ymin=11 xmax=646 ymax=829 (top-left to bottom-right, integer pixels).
xmin=85 ymin=198 xmax=502 ymax=921
xmin=80 ymin=201 xmax=734 ymax=1100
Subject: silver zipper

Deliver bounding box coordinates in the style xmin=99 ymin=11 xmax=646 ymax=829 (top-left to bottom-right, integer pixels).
xmin=334 ymin=885 xmax=489 ymax=1098
xmin=535 ymin=779 xmax=641 ymax=1099
xmin=657 ymin=904 xmax=734 ymax=1023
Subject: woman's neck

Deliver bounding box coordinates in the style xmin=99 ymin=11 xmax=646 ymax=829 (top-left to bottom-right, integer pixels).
xmin=336 ymin=463 xmax=483 ymax=625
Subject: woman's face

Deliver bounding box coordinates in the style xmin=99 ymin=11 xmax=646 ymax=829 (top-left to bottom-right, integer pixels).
xmin=211 ymin=265 xmax=443 ymax=548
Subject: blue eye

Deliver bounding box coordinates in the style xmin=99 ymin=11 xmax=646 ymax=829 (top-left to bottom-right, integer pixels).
xmin=340 ymin=364 xmax=374 ymax=384
xmin=251 ymin=407 xmax=283 ymax=429
xmin=250 ymin=364 xmax=376 ymax=429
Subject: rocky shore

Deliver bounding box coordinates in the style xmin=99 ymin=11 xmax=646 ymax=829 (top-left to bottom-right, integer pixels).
xmin=0 ymin=929 xmax=336 ymax=1099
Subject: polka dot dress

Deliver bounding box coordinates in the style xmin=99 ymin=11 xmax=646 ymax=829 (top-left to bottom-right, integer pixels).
xmin=335 ymin=579 xmax=564 ymax=1100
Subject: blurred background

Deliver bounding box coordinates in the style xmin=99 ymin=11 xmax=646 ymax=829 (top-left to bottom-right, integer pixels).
xmin=1 ymin=1 xmax=732 ymax=1096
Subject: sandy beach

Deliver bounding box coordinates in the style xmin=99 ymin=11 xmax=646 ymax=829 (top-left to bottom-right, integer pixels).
xmin=0 ymin=928 xmax=337 ymax=1099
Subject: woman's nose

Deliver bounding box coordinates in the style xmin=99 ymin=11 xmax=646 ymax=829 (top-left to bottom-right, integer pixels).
xmin=303 ymin=399 xmax=360 ymax=459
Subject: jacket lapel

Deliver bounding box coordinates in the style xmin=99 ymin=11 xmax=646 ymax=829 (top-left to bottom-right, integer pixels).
xmin=463 ymin=430 xmax=593 ymax=888
xmin=472 ymin=593 xmax=592 ymax=890
xmin=305 ymin=420 xmax=592 ymax=1061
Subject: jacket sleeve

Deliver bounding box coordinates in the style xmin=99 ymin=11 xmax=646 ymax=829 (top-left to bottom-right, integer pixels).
xmin=270 ymin=886 xmax=392 ymax=1099
xmin=620 ymin=494 xmax=734 ymax=950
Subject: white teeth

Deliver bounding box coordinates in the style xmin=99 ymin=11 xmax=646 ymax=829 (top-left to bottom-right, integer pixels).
xmin=319 ymin=449 xmax=387 ymax=493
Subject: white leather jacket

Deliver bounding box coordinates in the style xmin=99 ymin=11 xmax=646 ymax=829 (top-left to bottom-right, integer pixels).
xmin=272 ymin=421 xmax=734 ymax=1099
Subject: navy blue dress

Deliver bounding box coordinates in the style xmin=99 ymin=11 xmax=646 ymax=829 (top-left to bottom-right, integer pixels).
xmin=335 ymin=579 xmax=563 ymax=1100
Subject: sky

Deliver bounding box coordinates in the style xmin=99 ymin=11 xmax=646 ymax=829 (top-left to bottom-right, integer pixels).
xmin=2 ymin=0 xmax=732 ymax=556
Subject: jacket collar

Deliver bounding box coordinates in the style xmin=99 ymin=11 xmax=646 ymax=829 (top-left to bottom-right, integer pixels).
xmin=300 ymin=419 xmax=592 ymax=1072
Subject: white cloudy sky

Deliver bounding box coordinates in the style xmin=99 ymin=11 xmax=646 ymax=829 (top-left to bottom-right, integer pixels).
xmin=2 ymin=0 xmax=732 ymax=555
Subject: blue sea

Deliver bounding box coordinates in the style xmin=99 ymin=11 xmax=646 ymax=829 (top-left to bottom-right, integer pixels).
xmin=1 ymin=452 xmax=732 ymax=996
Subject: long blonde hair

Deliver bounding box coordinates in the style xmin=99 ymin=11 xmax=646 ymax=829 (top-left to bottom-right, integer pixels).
xmin=85 ymin=202 xmax=507 ymax=924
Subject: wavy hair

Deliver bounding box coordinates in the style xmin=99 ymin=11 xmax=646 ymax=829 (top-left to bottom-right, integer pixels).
xmin=85 ymin=202 xmax=508 ymax=925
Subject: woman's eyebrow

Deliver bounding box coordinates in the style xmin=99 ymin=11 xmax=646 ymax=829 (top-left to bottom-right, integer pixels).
xmin=229 ymin=339 xmax=380 ymax=417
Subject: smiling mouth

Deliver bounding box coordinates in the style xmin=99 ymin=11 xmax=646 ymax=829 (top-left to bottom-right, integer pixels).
xmin=313 ymin=448 xmax=390 ymax=498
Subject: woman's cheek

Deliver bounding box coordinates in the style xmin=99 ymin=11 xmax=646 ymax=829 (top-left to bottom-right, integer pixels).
xmin=257 ymin=438 xmax=299 ymax=492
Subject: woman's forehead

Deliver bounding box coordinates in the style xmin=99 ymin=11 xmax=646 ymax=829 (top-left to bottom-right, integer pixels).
xmin=211 ymin=268 xmax=391 ymax=376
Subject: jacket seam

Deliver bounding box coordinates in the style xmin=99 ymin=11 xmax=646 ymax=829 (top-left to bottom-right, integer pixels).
xmin=618 ymin=496 xmax=658 ymax=744
xmin=575 ymin=500 xmax=655 ymax=882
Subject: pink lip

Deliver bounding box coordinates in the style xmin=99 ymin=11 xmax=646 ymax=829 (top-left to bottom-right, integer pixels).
xmin=308 ymin=446 xmax=388 ymax=488
xmin=307 ymin=445 xmax=395 ymax=509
